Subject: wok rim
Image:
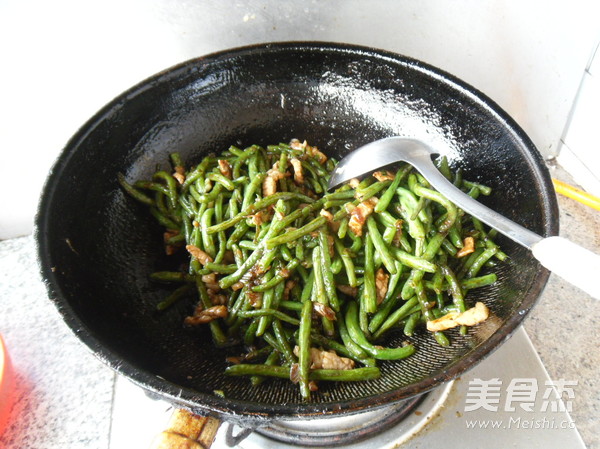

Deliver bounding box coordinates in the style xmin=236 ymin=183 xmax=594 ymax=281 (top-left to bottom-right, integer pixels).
xmin=35 ymin=41 xmax=559 ymax=421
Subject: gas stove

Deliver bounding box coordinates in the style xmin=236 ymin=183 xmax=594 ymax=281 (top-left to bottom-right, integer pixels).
xmin=109 ymin=327 xmax=585 ymax=448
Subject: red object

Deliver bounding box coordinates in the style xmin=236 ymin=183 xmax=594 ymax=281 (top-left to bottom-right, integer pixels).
xmin=0 ymin=334 xmax=14 ymax=434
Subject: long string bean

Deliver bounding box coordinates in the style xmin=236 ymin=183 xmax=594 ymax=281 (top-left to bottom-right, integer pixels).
xmin=119 ymin=140 xmax=504 ymax=400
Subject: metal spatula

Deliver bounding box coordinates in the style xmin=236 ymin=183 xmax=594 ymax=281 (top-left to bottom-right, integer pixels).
xmin=328 ymin=137 xmax=600 ymax=299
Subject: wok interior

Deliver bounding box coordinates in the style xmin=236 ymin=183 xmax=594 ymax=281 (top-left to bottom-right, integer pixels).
xmin=38 ymin=43 xmax=556 ymax=418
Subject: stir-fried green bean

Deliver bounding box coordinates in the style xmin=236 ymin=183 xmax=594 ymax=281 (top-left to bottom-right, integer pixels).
xmin=225 ymin=364 xmax=381 ymax=381
xmin=119 ymin=139 xmax=505 ymax=400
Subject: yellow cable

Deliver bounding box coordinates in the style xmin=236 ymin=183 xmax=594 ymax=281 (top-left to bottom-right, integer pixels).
xmin=552 ymin=178 xmax=600 ymax=212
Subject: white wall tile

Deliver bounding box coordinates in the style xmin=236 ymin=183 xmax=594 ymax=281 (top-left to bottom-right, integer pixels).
xmin=558 ymin=40 xmax=600 ymax=196
xmin=1 ymin=0 xmax=599 ymax=238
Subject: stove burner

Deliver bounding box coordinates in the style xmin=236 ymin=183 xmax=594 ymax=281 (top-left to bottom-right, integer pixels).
xmin=254 ymin=395 xmax=424 ymax=447
xmin=231 ymin=380 xmax=455 ymax=449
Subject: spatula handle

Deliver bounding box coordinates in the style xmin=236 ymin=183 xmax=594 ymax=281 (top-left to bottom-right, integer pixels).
xmin=531 ymin=236 xmax=600 ymax=299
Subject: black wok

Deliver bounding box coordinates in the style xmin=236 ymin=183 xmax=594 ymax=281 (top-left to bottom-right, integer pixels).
xmin=36 ymin=42 xmax=558 ymax=429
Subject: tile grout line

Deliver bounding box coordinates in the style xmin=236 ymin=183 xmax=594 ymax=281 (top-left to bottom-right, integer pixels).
xmin=106 ymin=372 xmax=118 ymax=449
